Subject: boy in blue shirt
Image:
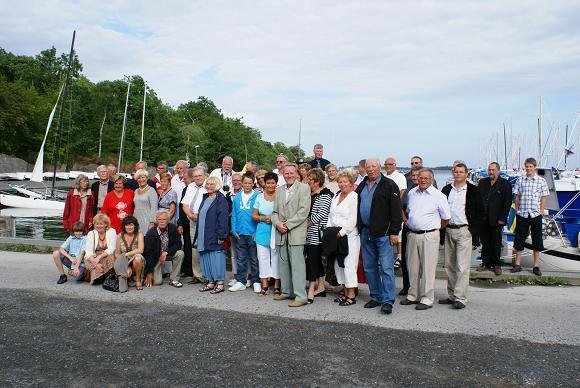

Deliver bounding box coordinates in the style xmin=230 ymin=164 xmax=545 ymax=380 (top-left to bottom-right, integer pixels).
xmin=229 ymin=173 xmax=260 ymax=292
xmin=52 ymin=221 xmax=86 ymax=284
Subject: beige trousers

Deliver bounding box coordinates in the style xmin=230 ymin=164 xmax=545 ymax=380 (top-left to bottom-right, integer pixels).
xmin=406 ymin=230 xmax=440 ymax=306
xmin=444 ymin=227 xmax=472 ymax=304
xmin=153 ymin=250 xmax=184 ymax=285
xmin=189 ymin=221 xmax=203 ymax=279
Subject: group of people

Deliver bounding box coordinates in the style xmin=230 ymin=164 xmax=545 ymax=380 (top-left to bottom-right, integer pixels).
xmin=53 ymin=143 xmax=550 ymax=313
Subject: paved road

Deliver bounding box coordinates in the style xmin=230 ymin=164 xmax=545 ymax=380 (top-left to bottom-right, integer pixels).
xmin=1 ymin=289 xmax=579 ymax=387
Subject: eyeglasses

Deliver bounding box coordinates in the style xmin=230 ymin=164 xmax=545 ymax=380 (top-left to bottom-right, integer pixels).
xmin=385 ymin=163 xmax=395 ymax=166
xmin=418 ymin=177 xmax=432 ymax=180
xmin=411 ymin=162 xmax=421 ymax=165
xmin=276 ymin=160 xmax=285 ymax=163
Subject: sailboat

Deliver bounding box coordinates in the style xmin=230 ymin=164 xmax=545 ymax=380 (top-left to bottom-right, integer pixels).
xmin=0 ymin=32 xmax=77 ymax=211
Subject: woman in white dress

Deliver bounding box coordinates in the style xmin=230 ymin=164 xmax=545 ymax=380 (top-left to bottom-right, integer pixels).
xmin=326 ymin=168 xmax=360 ymax=306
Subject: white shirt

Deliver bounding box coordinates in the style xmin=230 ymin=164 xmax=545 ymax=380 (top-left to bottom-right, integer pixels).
xmin=386 ymin=170 xmax=407 ymax=192
xmin=406 ymin=185 xmax=451 ymax=231
xmin=326 ymin=191 xmax=359 ymax=237
xmin=447 ymin=183 xmax=468 ymax=225
xmin=171 ymin=175 xmax=186 ymax=197
xmin=273 ymin=168 xmax=286 ymax=187
xmin=210 ymin=168 xmax=236 ymax=194
xmin=181 ymin=182 xmax=207 ymax=213
xmin=84 ymin=228 xmax=117 ymax=258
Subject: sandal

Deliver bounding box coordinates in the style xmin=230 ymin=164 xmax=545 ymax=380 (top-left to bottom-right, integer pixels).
xmin=135 ymin=282 xmax=143 ymax=291
xmin=199 ymin=282 xmax=215 ymax=292
xmin=258 ymin=287 xmax=270 ymax=296
xmin=334 ymin=296 xmax=347 ymax=304
xmin=307 ymin=298 xmax=314 ymax=304
xmin=169 ymin=280 xmax=183 ymax=288
xmin=210 ymin=283 xmax=225 ymax=294
xmin=339 ymin=297 xmax=356 ymax=307
xmin=273 ymin=288 xmax=282 ymax=296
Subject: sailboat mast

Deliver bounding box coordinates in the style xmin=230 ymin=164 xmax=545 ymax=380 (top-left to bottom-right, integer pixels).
xmin=503 ymin=123 xmax=508 ymax=170
xmin=298 ymin=118 xmax=302 ymax=161
xmin=538 ymin=96 xmax=543 ymax=166
xmin=139 ymin=81 xmax=147 ymax=162
xmin=118 ymin=78 xmax=131 ymax=172
xmin=51 ymin=30 xmax=76 ymax=198
xmin=98 ymin=111 xmax=106 ymax=159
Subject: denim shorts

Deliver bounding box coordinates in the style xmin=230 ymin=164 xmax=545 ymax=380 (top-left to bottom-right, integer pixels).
xmin=60 ymin=254 xmax=85 ymax=281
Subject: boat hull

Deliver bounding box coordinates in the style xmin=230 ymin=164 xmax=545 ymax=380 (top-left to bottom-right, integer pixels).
xmin=0 ymin=194 xmax=65 ymax=211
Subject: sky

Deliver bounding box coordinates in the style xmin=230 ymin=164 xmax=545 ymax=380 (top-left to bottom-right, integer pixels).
xmin=2 ymin=0 xmax=580 ymax=168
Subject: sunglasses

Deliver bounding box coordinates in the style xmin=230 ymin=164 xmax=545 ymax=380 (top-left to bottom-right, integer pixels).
xmin=411 ymin=162 xmax=421 ymax=165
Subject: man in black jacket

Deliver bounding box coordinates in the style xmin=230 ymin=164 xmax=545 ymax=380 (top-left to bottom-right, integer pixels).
xmin=308 ymin=144 xmax=331 ymax=170
xmin=440 ymin=163 xmax=484 ymax=309
xmin=91 ymin=165 xmax=113 ymax=215
xmin=177 ymin=169 xmax=195 ymax=278
xmin=478 ymin=162 xmax=512 ymax=275
xmin=356 ymin=158 xmax=402 ymax=315
xmin=143 ymin=210 xmax=184 ymax=288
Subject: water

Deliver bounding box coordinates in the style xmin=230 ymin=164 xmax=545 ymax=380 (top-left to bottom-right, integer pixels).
xmin=0 ymin=208 xmax=68 ymax=241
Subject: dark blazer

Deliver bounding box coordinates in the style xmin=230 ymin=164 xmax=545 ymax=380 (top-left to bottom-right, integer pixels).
xmin=125 ymin=178 xmax=157 ymax=191
xmin=193 ymin=192 xmax=230 ymax=252
xmin=90 ymin=180 xmax=114 ymax=214
xmin=355 ymin=175 xmax=402 ymax=236
xmin=143 ymin=223 xmax=182 ymax=274
xmin=308 ymin=157 xmax=331 ymax=170
xmin=177 ymin=186 xmax=189 ymax=229
xmin=322 ymin=226 xmax=349 ymax=268
xmin=441 ymin=182 xmax=485 ymax=237
xmin=477 ymin=177 xmax=512 ymax=226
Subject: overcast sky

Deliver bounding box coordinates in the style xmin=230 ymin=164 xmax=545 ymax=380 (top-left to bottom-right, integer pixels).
xmin=2 ymin=0 xmax=580 ymax=168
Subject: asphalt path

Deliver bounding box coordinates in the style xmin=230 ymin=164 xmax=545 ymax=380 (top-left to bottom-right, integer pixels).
xmin=1 ymin=289 xmax=579 ymax=387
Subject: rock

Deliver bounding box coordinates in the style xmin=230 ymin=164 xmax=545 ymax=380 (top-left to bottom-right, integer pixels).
xmin=0 ymin=154 xmax=32 ymax=173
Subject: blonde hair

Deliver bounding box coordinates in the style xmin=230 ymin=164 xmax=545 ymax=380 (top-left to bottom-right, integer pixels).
xmin=205 ymin=176 xmax=223 ymax=191
xmin=336 ymin=168 xmax=356 ymax=184
xmin=135 ymin=169 xmax=149 ymax=179
xmin=93 ymin=213 xmax=111 ymax=228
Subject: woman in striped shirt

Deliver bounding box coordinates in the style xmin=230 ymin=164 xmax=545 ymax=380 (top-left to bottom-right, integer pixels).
xmin=305 ymin=168 xmax=334 ymax=303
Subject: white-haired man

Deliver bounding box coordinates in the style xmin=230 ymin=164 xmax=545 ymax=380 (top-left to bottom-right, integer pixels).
xmin=210 ymin=156 xmax=236 ymax=195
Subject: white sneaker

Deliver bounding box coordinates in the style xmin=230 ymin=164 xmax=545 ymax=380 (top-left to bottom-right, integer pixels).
xmin=228 ymin=279 xmax=237 ymax=287
xmin=253 ymin=283 xmax=262 ymax=293
xmin=245 ymin=280 xmax=252 ymax=288
xmin=229 ymin=281 xmax=246 ymax=292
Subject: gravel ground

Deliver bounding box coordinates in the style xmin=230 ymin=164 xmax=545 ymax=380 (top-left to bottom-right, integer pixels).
xmin=1 ymin=289 xmax=579 ymax=387
xmin=1 ymin=251 xmax=579 ymax=347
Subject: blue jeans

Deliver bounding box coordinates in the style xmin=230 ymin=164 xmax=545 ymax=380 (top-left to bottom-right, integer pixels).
xmin=361 ymin=228 xmax=395 ymax=305
xmin=234 ymin=235 xmax=259 ymax=284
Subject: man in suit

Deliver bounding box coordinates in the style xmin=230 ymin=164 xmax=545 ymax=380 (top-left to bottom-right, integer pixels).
xmin=181 ymin=166 xmax=207 ymax=283
xmin=478 ymin=162 xmax=512 ymax=275
xmin=271 ymin=163 xmax=311 ymax=307
xmin=177 ymin=168 xmax=195 ymax=278
xmin=308 ymin=144 xmax=331 ymax=170
xmin=441 ymin=163 xmax=484 ymax=309
xmin=91 ymin=165 xmax=113 ymax=215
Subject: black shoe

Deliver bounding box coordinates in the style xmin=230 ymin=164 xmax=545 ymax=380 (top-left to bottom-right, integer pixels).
xmin=415 ymin=303 xmax=432 ymax=310
xmin=314 ymin=290 xmax=326 ymax=298
xmin=438 ymin=298 xmax=454 ymax=305
xmin=398 ymin=288 xmax=409 ymax=296
xmin=452 ymin=301 xmax=466 ymax=309
xmin=400 ymin=299 xmax=419 ymax=305
xmin=533 ymin=267 xmax=542 ymax=276
xmin=162 ymin=273 xmax=170 ymax=278
xmin=57 ymin=275 xmax=67 ymax=284
xmin=188 ymin=277 xmax=202 ymax=284
xmin=381 ymin=303 xmax=393 ymax=314
xmin=364 ymin=300 xmax=381 ymax=309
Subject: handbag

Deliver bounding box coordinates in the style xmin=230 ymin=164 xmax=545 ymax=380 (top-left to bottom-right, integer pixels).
xmin=102 ymin=274 xmax=119 ymax=292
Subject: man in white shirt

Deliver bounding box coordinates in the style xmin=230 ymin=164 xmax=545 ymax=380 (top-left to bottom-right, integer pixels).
xmin=441 ymin=163 xmax=484 ymax=309
xmin=181 ymin=166 xmax=207 ymax=283
xmin=210 ymin=156 xmax=236 ymax=195
xmin=402 ymin=168 xmax=451 ymax=310
xmin=384 ymin=157 xmax=407 ymax=268
xmin=272 ymin=154 xmax=287 ymax=187
xmin=171 ymin=160 xmax=188 ymax=200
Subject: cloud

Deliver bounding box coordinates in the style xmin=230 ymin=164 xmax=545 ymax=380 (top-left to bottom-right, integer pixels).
xmin=2 ymin=0 xmax=580 ymax=167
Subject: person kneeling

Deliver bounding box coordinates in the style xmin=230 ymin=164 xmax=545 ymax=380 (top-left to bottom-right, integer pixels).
xmin=114 ymin=216 xmax=145 ymax=292
xmin=52 ymin=221 xmax=86 ymax=284
xmin=143 ymin=210 xmax=184 ymax=288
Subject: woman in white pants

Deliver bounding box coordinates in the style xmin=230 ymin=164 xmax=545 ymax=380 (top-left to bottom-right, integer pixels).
xmin=251 ymin=172 xmax=281 ymax=296
xmin=326 ymin=169 xmax=360 ymax=306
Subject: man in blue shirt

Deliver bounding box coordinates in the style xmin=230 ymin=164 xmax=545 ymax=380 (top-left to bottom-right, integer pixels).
xmin=355 ymin=158 xmax=402 ymax=314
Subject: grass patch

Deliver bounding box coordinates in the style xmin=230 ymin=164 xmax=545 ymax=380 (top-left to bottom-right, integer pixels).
xmin=0 ymin=243 xmax=53 ymax=254
xmin=472 ymin=275 xmax=571 ymax=286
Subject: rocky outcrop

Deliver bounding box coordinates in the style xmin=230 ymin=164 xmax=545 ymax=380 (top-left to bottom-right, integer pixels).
xmin=0 ymin=154 xmax=32 ymax=173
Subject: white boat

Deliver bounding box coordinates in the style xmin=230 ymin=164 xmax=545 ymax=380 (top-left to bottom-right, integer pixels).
xmin=0 ymin=206 xmax=63 ymax=218
xmin=0 ymin=193 xmax=64 ymax=211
